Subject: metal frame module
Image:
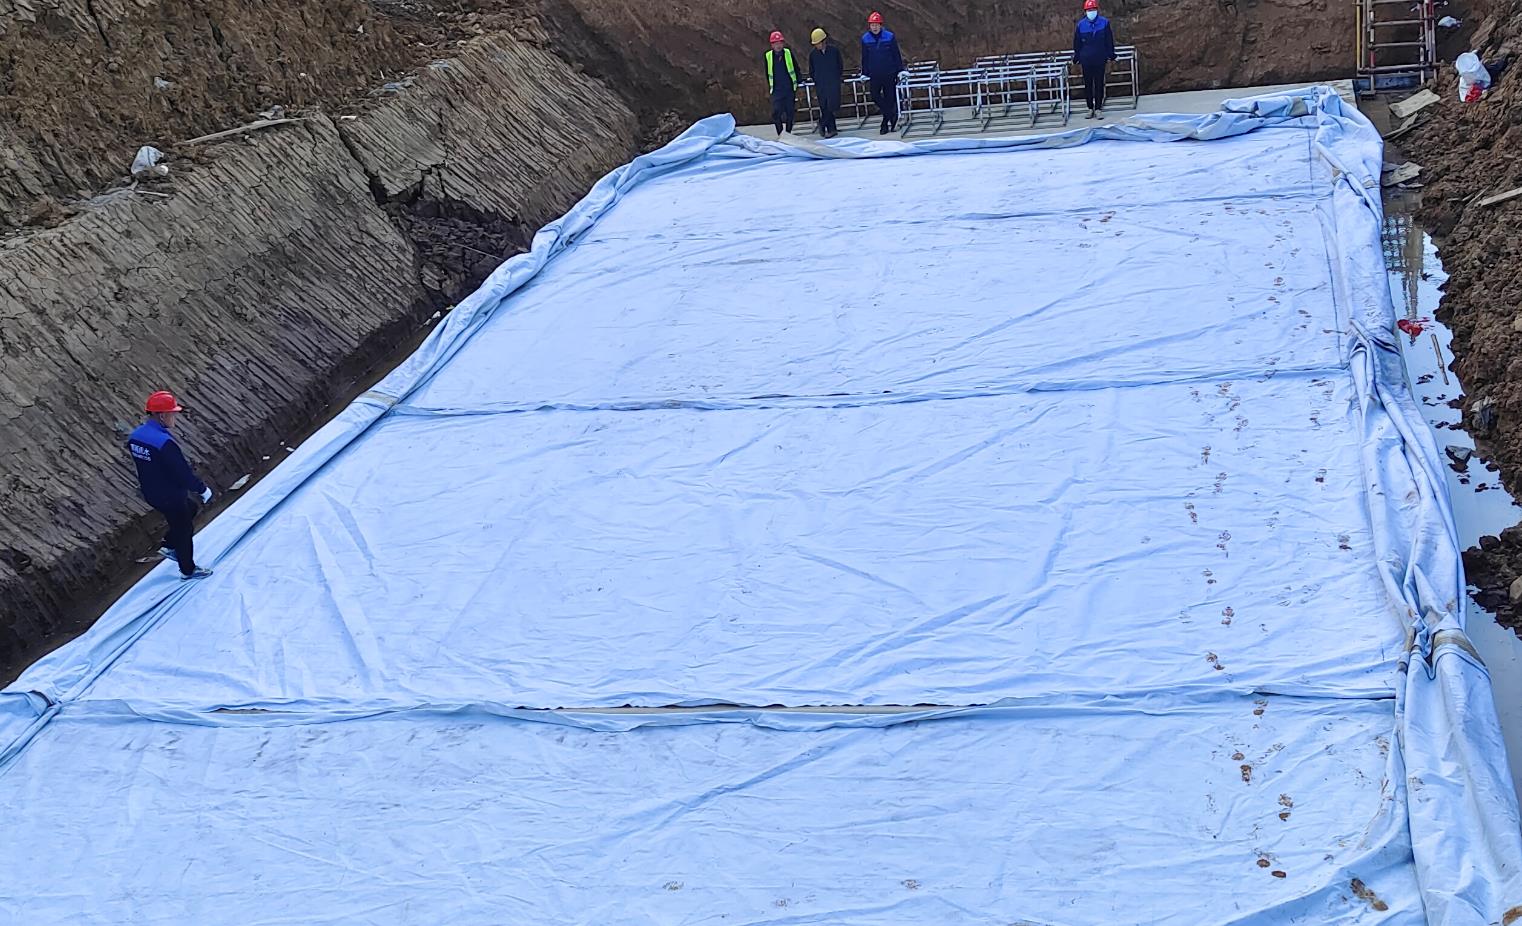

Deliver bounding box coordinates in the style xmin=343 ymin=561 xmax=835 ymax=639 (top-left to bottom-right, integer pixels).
xmin=794 ymin=46 xmax=1140 ymax=137
xmin=1355 ymin=0 xmax=1437 ymax=90
xmin=975 ymin=53 xmax=1073 ymax=130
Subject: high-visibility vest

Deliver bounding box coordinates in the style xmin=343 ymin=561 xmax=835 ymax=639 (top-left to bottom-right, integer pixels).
xmin=766 ymin=48 xmax=798 ymax=89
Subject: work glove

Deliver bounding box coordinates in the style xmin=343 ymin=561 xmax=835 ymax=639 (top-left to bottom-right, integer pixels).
xmin=200 ymin=487 xmax=213 ymax=504
xmin=898 ymin=70 xmax=910 ymax=81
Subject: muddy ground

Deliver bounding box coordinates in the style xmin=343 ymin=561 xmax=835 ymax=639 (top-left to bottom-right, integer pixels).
xmin=1403 ymin=0 xmax=1522 ymax=633
xmin=0 ymin=0 xmax=1363 ymax=680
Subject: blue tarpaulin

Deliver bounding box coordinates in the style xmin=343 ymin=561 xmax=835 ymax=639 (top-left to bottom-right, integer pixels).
xmin=1 ymin=87 xmax=1518 ymax=924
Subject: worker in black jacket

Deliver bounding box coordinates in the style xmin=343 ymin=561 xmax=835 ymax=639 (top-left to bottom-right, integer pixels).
xmin=809 ymin=28 xmax=845 ymax=138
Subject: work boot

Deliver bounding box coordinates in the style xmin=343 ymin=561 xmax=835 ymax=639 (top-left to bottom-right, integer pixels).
xmin=180 ymin=567 xmax=214 ymax=581
xmin=879 ymin=121 xmax=890 ymax=135
xmin=1087 ymin=108 xmax=1096 ymax=119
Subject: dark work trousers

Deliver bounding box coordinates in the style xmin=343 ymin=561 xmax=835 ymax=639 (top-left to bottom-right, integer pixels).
xmin=772 ymin=93 xmax=797 ymax=134
xmin=817 ymin=84 xmax=841 ymax=134
xmin=869 ymin=76 xmax=898 ymax=128
xmin=157 ymin=497 xmax=198 ymax=576
xmin=1082 ymin=62 xmax=1107 ymax=111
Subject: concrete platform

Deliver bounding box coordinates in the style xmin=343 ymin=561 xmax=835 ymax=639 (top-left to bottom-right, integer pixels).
xmin=741 ymin=79 xmax=1359 ymax=142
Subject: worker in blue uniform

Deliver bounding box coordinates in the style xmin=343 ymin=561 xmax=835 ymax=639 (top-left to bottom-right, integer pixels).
xmin=128 ymin=390 xmax=214 ymax=580
xmin=861 ymin=11 xmax=904 ymax=134
xmin=765 ymin=31 xmax=800 ymax=136
xmin=1073 ymin=0 xmax=1118 ymax=119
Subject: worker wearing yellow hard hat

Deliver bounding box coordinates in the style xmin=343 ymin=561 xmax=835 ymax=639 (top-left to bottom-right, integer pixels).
xmin=809 ymin=27 xmax=845 ymax=138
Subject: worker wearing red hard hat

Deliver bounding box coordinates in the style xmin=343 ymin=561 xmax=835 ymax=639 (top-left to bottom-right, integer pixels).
xmin=1073 ymin=0 xmax=1118 ymax=119
xmin=764 ymin=30 xmax=801 ymax=136
xmin=861 ymin=11 xmax=905 ymax=134
xmin=127 ymin=391 xmax=213 ymax=580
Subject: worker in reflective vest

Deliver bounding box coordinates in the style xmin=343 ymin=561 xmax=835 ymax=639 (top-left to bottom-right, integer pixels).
xmin=765 ymin=31 xmax=800 ymax=136
xmin=1073 ymin=0 xmax=1118 ymax=119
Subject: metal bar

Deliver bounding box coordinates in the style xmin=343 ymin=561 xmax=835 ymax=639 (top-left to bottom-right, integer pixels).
xmin=1431 ymin=333 xmax=1449 ymax=385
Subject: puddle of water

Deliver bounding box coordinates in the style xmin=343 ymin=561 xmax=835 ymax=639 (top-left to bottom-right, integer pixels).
xmin=1384 ymin=191 xmax=1522 ymax=806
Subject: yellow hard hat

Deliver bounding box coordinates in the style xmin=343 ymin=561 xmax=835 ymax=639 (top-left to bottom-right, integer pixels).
xmin=811 ymin=27 xmax=828 ymax=44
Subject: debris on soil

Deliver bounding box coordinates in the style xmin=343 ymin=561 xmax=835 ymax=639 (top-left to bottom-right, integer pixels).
xmin=1460 ymin=525 xmax=1522 ymax=634
xmin=1478 ymin=185 xmax=1522 ymax=208
xmin=1446 ymin=444 xmax=1475 ymax=470
xmin=1382 ymin=161 xmax=1422 ymax=186
xmin=1389 ymin=88 xmax=1440 ymax=119
xmin=131 ymin=146 xmax=169 ymax=178
xmin=1470 ymin=396 xmax=1499 ymax=437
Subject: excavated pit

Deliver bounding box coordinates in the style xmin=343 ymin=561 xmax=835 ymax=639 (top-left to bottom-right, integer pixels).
xmin=1394 ymin=0 xmax=1522 ymax=636
xmin=0 ymin=0 xmax=1356 ymax=680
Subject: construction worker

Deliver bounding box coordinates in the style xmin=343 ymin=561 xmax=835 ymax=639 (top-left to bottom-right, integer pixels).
xmin=809 ymin=27 xmax=845 ymax=138
xmin=128 ymin=391 xmax=213 ymax=580
xmin=861 ymin=11 xmax=904 ymax=134
xmin=765 ymin=31 xmax=800 ymax=136
xmin=1073 ymin=0 xmax=1117 ymax=119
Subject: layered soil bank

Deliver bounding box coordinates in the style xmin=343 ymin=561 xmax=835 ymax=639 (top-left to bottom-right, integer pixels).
xmin=0 ymin=0 xmax=1354 ymax=678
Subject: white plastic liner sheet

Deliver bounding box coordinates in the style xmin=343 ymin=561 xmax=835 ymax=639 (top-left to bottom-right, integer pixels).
xmin=1 ymin=88 xmax=1518 ymax=923
xmin=3 ymin=698 xmax=1422 ymax=925
xmin=76 ymin=375 xmax=1400 ymax=709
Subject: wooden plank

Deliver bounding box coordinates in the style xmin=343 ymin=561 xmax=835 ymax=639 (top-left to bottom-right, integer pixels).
xmin=179 ymin=118 xmax=305 ymax=147
xmin=1389 ymin=88 xmax=1440 ymax=118
xmin=1478 ymin=186 xmax=1522 ymax=208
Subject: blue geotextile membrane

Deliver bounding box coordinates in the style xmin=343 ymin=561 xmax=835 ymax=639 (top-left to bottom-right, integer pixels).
xmin=1 ymin=88 xmax=1517 ymax=924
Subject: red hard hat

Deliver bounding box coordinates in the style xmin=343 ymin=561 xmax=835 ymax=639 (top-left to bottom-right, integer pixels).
xmin=1084 ymin=0 xmax=1099 ymax=10
xmin=769 ymin=30 xmax=784 ymax=43
xmin=867 ymin=11 xmax=884 ymax=24
xmin=144 ymin=390 xmax=183 ymax=413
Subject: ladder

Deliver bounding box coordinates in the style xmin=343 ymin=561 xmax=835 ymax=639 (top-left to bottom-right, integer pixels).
xmin=1356 ymin=0 xmax=1437 ymax=89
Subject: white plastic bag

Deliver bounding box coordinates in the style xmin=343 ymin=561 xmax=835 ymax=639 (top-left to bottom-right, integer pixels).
xmin=1456 ymin=52 xmax=1492 ymax=102
xmin=131 ymin=145 xmax=168 ymax=178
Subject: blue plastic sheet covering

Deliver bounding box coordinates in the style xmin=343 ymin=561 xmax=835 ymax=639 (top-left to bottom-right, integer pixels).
xmin=2 ymin=87 xmax=1519 ymax=924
